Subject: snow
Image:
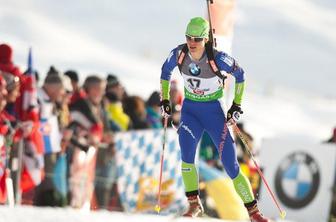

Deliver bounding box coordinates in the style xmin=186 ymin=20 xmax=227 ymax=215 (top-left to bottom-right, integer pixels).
xmin=0 ymin=205 xmax=295 ymax=222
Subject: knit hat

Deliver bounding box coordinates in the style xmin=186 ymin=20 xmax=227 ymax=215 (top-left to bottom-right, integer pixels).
xmin=0 ymin=44 xmax=13 ymax=64
xmin=64 ymin=70 xmax=79 ymax=82
xmin=47 ymin=65 xmax=60 ymax=76
xmin=106 ymin=74 xmax=120 ymax=86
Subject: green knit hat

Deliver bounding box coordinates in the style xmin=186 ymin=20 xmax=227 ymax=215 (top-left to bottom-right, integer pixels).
xmin=185 ymin=17 xmax=210 ymax=38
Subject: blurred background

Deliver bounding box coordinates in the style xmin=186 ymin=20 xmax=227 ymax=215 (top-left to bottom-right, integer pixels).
xmin=0 ymin=0 xmax=335 ymax=221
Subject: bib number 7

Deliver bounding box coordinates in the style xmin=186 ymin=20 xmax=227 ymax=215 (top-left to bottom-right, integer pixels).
xmin=187 ymin=78 xmax=201 ymax=88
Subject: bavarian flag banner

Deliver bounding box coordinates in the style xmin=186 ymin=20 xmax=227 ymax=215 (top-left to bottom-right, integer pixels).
xmin=114 ymin=129 xmax=187 ymax=215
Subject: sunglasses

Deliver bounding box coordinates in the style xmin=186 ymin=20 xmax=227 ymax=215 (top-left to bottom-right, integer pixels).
xmin=185 ymin=35 xmax=204 ymax=42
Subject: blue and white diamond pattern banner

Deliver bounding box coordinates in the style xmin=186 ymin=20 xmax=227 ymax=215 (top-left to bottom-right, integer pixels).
xmin=114 ymin=129 xmax=187 ymax=215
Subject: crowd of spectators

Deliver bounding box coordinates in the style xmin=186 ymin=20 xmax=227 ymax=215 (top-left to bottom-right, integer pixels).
xmin=0 ymin=43 xmax=183 ymax=210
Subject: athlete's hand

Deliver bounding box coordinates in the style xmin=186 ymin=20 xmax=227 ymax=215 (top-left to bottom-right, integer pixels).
xmin=227 ymin=102 xmax=243 ymax=122
xmin=160 ymin=99 xmax=172 ymax=118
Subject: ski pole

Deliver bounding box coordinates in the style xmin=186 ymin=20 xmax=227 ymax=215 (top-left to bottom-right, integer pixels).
xmin=228 ymin=118 xmax=286 ymax=219
xmin=154 ymin=117 xmax=169 ymax=213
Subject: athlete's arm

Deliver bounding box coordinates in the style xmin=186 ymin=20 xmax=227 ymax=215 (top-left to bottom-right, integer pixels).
xmin=215 ymin=52 xmax=245 ymax=104
xmin=160 ymin=47 xmax=179 ymax=100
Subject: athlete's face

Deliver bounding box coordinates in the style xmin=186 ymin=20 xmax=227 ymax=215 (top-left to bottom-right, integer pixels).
xmin=186 ymin=36 xmax=207 ymax=54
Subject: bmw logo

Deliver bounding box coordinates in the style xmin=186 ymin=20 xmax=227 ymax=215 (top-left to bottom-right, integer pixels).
xmin=188 ymin=63 xmax=201 ymax=76
xmin=275 ymin=152 xmax=320 ymax=209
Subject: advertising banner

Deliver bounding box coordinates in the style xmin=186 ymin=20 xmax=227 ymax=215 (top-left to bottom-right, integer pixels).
xmin=259 ymin=138 xmax=336 ymax=222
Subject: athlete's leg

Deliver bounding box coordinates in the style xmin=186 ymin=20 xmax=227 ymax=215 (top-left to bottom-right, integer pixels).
xmin=204 ymin=101 xmax=270 ymax=221
xmin=203 ymin=101 xmax=254 ymax=203
xmin=178 ymin=101 xmax=205 ymax=217
xmin=178 ymin=110 xmax=203 ymax=195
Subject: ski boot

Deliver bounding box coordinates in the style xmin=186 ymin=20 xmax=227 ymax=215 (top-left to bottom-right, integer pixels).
xmin=245 ymin=200 xmax=271 ymax=222
xmin=183 ymin=195 xmax=204 ymax=217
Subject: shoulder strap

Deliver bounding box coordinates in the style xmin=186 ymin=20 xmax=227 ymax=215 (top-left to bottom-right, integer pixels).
xmin=205 ymin=43 xmax=225 ymax=80
xmin=177 ymin=44 xmax=188 ymax=73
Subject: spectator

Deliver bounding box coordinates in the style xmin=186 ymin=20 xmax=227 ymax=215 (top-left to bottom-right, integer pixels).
xmin=2 ymin=73 xmax=20 ymax=120
xmin=0 ymin=43 xmax=25 ymax=120
xmin=1 ymin=72 xmax=22 ymax=196
xmin=58 ymin=74 xmax=73 ymax=130
xmin=24 ymin=69 xmax=40 ymax=85
xmin=94 ymin=132 xmax=118 ymax=210
xmin=0 ymin=73 xmax=7 ymax=111
xmin=104 ymin=74 xmax=130 ymax=131
xmin=46 ymin=66 xmax=59 ymax=76
xmin=64 ymin=70 xmax=86 ymax=104
xmin=145 ymin=91 xmax=162 ymax=129
xmin=123 ymin=95 xmax=149 ymax=130
xmin=2 ymin=72 xmax=20 ymax=119
xmin=34 ymin=73 xmax=65 ymax=206
xmin=69 ymin=75 xmax=106 ymax=146
xmin=0 ymin=44 xmax=22 ymax=77
xmin=106 ymin=74 xmax=126 ymax=100
xmin=0 ymin=74 xmax=9 ymax=204
xmin=68 ymin=75 xmax=106 ymax=208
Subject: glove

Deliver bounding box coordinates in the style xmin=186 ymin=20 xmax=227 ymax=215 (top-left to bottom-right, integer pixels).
xmin=160 ymin=99 xmax=172 ymax=117
xmin=227 ymin=102 xmax=243 ymax=122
